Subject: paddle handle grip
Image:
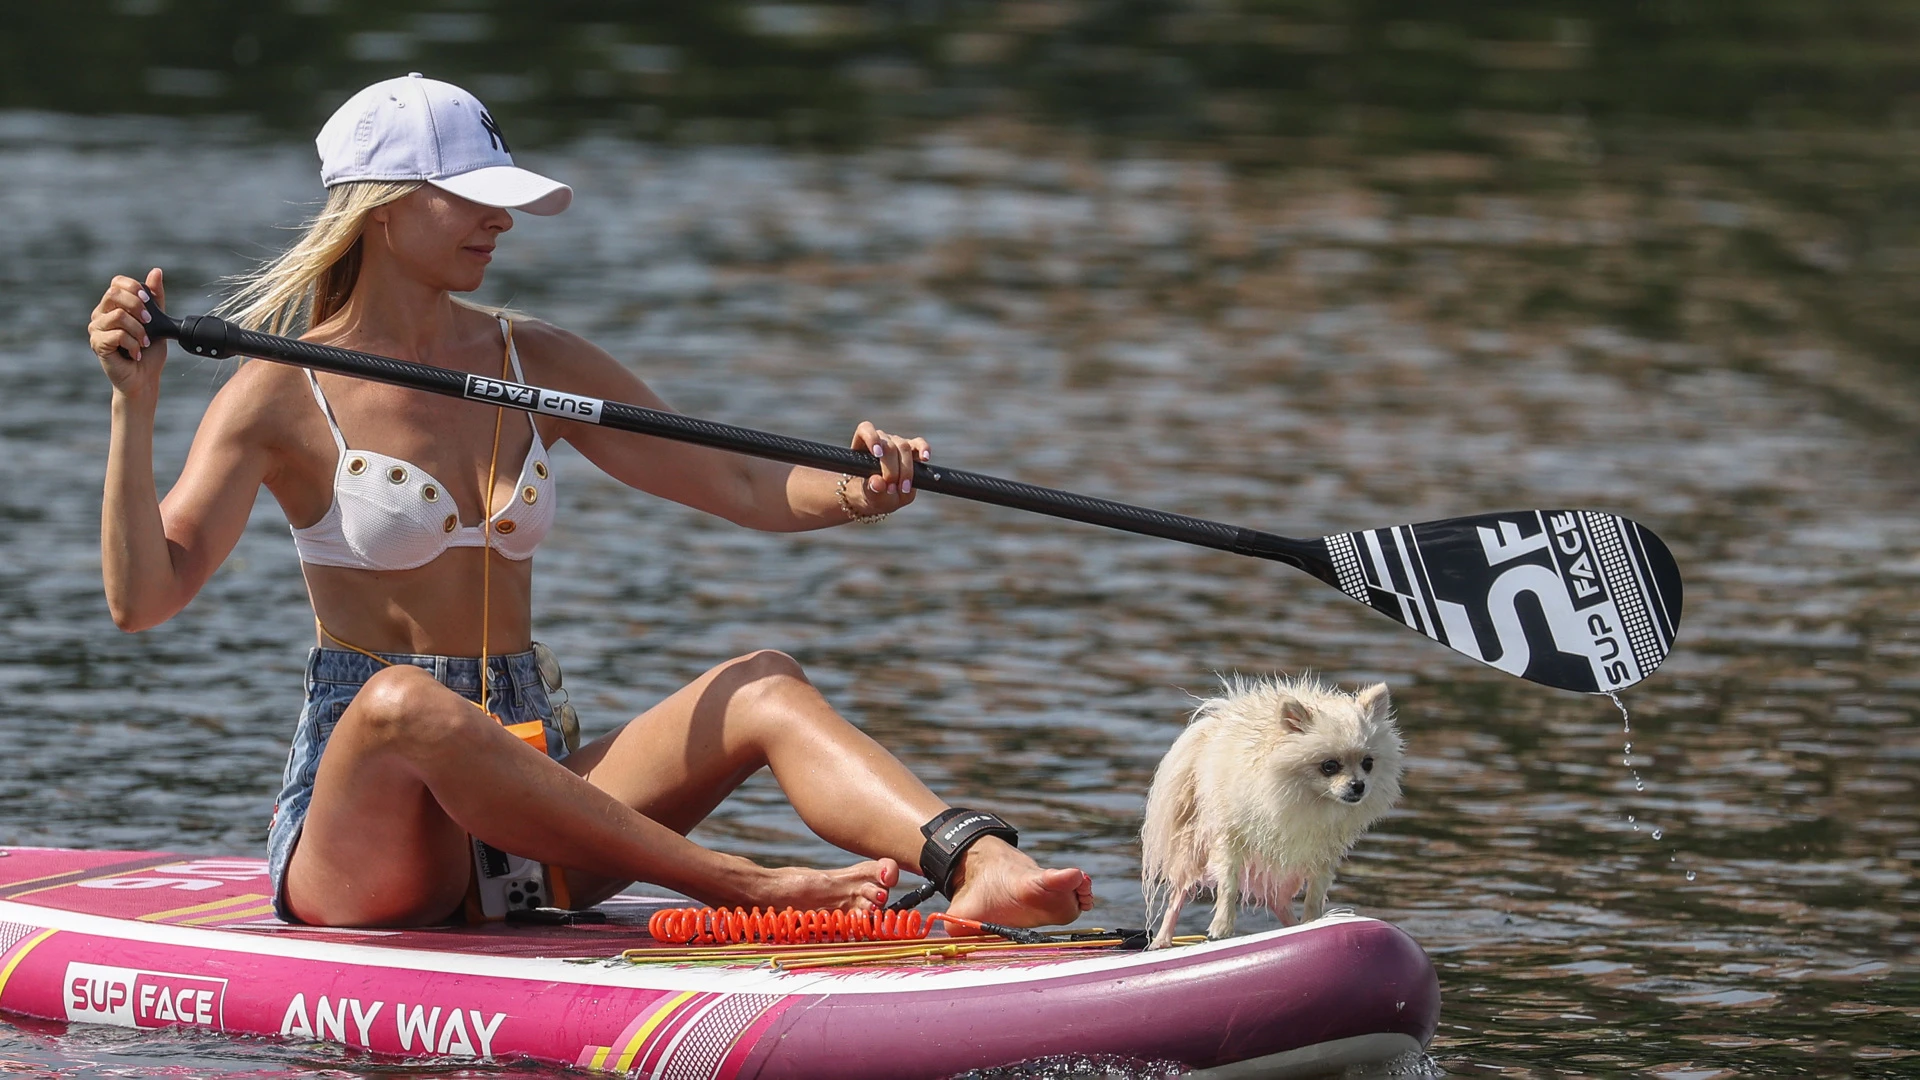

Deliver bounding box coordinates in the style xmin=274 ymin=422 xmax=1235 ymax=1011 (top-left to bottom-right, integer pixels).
xmin=145 ymin=298 xmax=1332 ymax=578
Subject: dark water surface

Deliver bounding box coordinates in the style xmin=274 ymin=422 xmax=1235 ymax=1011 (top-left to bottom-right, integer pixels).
xmin=1 ymin=110 xmax=1917 ymax=1077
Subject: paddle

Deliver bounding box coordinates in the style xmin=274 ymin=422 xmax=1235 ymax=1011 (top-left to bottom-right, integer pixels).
xmin=137 ymin=297 xmax=1682 ymax=694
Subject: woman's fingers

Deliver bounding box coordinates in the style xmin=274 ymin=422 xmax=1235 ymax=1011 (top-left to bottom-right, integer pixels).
xmin=89 ymin=306 xmax=146 ymax=361
xmin=89 ymin=270 xmax=169 ymax=377
xmin=106 ymin=285 xmax=150 ymax=323
xmin=847 ymin=423 xmax=930 ymax=510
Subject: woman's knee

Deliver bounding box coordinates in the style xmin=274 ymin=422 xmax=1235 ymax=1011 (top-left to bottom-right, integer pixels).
xmin=728 ymin=649 xmax=808 ymax=685
xmin=343 ymin=665 xmax=485 ymax=751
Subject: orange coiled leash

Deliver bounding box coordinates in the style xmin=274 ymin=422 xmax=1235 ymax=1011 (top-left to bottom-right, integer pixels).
xmin=647 ymin=906 xmax=1017 ymax=946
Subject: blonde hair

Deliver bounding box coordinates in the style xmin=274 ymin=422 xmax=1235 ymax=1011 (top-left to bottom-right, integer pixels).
xmin=214 ymin=180 xmax=423 ymax=335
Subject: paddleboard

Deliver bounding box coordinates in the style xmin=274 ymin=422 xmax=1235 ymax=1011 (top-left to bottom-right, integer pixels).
xmin=0 ymin=847 xmax=1438 ymax=1077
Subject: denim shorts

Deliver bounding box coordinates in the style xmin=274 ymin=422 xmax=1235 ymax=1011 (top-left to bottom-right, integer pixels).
xmin=266 ymin=647 xmax=568 ymax=922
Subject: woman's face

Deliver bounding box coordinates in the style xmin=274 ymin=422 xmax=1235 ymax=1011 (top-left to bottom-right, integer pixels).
xmin=366 ymin=186 xmax=513 ymax=294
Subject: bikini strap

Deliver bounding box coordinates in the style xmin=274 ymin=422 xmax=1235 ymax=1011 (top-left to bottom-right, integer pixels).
xmin=303 ymin=369 xmax=349 ymax=453
xmin=499 ymin=315 xmax=525 ymax=381
xmin=497 ymin=315 xmax=544 ymax=447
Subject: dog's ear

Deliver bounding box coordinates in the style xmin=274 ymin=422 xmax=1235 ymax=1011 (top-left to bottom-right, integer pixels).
xmin=1356 ymin=682 xmax=1392 ymax=717
xmin=1280 ymin=697 xmax=1313 ymax=734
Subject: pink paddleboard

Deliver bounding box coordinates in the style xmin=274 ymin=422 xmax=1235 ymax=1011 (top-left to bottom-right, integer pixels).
xmin=0 ymin=847 xmax=1437 ymax=1077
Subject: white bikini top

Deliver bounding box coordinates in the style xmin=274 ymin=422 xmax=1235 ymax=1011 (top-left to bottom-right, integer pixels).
xmin=289 ymin=317 xmax=556 ymax=571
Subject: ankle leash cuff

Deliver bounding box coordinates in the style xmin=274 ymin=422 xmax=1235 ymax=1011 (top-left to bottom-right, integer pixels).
xmin=916 ymin=807 xmax=1019 ymax=901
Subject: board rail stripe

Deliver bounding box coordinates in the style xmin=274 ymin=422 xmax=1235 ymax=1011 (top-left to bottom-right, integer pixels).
xmin=636 ymin=990 xmax=721 ymax=1075
xmin=0 ymin=929 xmax=56 ymax=1003
xmin=716 ymin=994 xmax=803 ymax=1080
xmin=616 ymin=990 xmax=701 ymax=1071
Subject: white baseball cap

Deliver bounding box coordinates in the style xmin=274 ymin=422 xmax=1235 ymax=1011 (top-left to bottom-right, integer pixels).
xmin=316 ymin=73 xmax=572 ymax=216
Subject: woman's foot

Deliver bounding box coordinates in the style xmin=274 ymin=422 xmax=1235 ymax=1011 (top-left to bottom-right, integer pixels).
xmin=944 ymin=838 xmax=1093 ymax=927
xmin=761 ymin=858 xmax=898 ymax=910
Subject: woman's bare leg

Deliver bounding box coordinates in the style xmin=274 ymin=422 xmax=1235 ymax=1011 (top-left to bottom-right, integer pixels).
xmin=561 ymin=650 xmax=1094 ymax=927
xmin=283 ymin=663 xmax=893 ymax=927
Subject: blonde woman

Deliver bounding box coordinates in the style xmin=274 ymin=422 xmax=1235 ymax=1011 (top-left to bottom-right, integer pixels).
xmin=87 ymin=74 xmax=1093 ymax=929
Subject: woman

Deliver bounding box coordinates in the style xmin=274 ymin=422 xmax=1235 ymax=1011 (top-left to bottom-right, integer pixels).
xmin=86 ymin=74 xmax=1093 ymax=929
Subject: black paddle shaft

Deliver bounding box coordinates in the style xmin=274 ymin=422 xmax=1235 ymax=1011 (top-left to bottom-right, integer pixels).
xmin=142 ymin=298 xmax=1683 ymax=694
xmin=147 ymin=304 xmax=1335 ymax=580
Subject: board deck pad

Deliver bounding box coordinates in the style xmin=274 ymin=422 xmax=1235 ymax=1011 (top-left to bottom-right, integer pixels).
xmin=0 ymin=848 xmax=1440 ymax=1076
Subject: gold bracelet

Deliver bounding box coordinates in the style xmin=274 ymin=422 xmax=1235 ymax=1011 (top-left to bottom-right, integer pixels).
xmin=836 ymin=473 xmax=891 ymax=524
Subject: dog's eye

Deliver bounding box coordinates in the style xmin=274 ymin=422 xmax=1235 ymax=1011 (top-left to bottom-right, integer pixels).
xmin=1319 ymin=759 xmax=1341 ymax=776
xmin=1361 ymin=756 xmax=1374 ymax=773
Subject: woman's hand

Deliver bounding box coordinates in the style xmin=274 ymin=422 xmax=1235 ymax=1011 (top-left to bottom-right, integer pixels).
xmin=848 ymin=421 xmax=930 ymax=518
xmin=88 ymin=269 xmax=168 ymax=401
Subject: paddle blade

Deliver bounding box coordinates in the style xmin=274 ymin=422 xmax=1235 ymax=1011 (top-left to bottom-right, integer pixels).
xmin=1320 ymin=510 xmax=1683 ymax=694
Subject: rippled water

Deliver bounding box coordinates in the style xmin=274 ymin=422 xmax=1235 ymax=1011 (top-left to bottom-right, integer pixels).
xmin=1 ymin=113 xmax=1916 ymax=1077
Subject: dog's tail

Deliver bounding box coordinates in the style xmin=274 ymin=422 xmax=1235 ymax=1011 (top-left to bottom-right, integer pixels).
xmin=1139 ymin=735 xmax=1205 ymax=926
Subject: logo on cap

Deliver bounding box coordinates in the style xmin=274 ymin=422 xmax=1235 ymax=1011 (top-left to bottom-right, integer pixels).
xmin=479 ymin=109 xmax=510 ymax=154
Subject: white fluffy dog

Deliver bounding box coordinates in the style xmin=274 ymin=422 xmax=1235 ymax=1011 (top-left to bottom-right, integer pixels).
xmin=1141 ymin=674 xmax=1404 ymax=948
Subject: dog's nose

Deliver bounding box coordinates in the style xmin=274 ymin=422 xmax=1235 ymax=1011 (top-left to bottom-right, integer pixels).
xmin=1346 ymin=781 xmax=1366 ymax=801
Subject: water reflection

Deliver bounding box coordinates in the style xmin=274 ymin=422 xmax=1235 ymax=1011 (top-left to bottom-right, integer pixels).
xmin=2 ymin=98 xmax=1917 ymax=1080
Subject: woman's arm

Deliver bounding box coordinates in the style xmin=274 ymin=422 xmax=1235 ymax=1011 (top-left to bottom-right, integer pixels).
xmin=520 ymin=321 xmax=926 ymax=531
xmin=90 ymin=271 xmax=282 ymax=631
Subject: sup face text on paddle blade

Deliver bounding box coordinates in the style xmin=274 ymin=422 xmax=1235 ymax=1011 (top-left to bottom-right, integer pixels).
xmin=1320 ymin=510 xmax=1682 ymax=694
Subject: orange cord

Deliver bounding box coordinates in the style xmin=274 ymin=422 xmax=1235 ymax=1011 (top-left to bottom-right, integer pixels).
xmin=646 ymin=906 xmax=991 ymax=946
xmin=477 ymin=321 xmax=510 ymax=718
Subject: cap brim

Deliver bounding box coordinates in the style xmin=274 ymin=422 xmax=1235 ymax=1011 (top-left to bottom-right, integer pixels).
xmin=430 ymin=166 xmax=572 ymax=216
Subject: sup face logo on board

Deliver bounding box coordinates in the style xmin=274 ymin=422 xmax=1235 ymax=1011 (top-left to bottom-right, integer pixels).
xmin=65 ymin=962 xmax=227 ymax=1030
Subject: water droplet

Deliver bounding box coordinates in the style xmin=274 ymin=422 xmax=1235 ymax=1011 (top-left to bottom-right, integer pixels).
xmin=1627 ymin=815 xmax=1634 ymax=823
xmin=1652 ymin=829 xmax=1663 ymax=839
xmin=1685 ymin=870 xmax=1696 ymax=881
xmin=1635 ymin=779 xmax=1645 ymax=791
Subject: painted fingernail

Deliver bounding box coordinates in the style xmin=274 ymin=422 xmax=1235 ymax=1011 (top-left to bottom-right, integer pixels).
xmin=918 ymin=449 xmax=930 ymax=461
xmin=872 ymin=444 xmax=885 ymax=457
xmin=868 ymin=476 xmax=883 ymax=493
xmin=137 ymin=289 xmax=149 ymax=302
xmin=138 ymin=309 xmax=150 ymax=323
xmin=888 ymin=482 xmax=899 ymax=495
xmin=141 ymin=335 xmax=150 ymax=347
xmin=901 ymin=480 xmax=912 ymax=494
